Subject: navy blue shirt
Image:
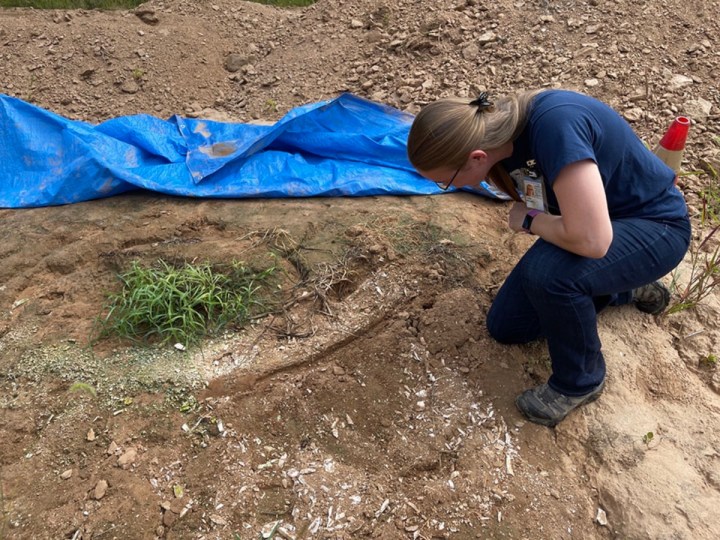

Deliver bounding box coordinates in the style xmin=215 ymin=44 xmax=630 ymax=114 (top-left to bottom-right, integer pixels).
xmin=502 ymin=90 xmax=687 ymax=220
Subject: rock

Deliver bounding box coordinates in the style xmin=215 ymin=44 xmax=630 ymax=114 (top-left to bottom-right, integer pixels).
xmin=350 ymin=19 xmax=363 ymax=29
xmin=462 ymin=43 xmax=480 ymax=60
xmin=60 ymin=469 xmax=73 ymax=480
xmin=332 ymin=365 xmax=346 ymax=375
xmin=86 ymin=428 xmax=95 ymax=441
xmin=135 ymin=9 xmax=159 ymax=26
xmin=224 ymin=53 xmax=249 ymax=73
xmin=668 ymin=74 xmax=693 ymax=90
xmin=107 ymin=441 xmax=118 ymax=455
xmin=684 ymin=98 xmax=712 ymax=120
xmin=477 ymin=31 xmax=497 ymax=45
xmin=596 ymin=507 xmax=609 ymax=526
xmin=117 ymin=447 xmax=137 ymax=469
xmin=162 ymin=509 xmax=177 ymax=527
xmin=120 ymin=80 xmax=140 ymax=94
xmin=585 ymin=78 xmax=600 ymax=87
xmin=93 ymin=479 xmax=108 ymax=500
xmin=623 ymin=107 xmax=644 ymax=122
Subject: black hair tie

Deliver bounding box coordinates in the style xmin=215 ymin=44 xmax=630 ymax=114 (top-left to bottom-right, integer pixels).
xmin=469 ymin=92 xmax=493 ymax=112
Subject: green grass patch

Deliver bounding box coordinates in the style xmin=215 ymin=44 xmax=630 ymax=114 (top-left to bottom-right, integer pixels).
xmin=0 ymin=0 xmax=144 ymax=8
xmin=97 ymin=259 xmax=275 ymax=346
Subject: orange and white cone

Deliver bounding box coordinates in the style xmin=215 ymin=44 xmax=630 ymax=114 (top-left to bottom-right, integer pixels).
xmin=653 ymin=116 xmax=690 ymax=173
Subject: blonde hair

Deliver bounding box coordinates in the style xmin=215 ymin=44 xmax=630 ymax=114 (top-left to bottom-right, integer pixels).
xmin=407 ymin=89 xmax=544 ymax=200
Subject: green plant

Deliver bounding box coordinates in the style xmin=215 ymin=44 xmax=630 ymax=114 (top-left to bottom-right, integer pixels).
xmin=667 ymin=223 xmax=720 ymax=314
xmin=131 ymin=68 xmax=144 ymax=81
xmin=699 ymin=162 xmax=720 ymax=226
xmin=642 ymin=431 xmax=654 ymax=445
xmin=264 ymin=98 xmax=279 ymax=113
xmin=668 ymin=165 xmax=720 ymax=314
xmin=69 ymin=381 xmax=97 ymax=397
xmin=700 ymin=353 xmax=718 ymax=368
xmin=97 ymin=260 xmax=274 ymax=346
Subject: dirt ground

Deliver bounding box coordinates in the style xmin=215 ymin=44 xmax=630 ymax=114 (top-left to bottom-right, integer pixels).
xmin=1 ymin=0 xmax=720 ymax=539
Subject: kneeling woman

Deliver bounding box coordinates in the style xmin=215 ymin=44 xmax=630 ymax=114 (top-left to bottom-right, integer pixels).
xmin=407 ymin=89 xmax=690 ymax=426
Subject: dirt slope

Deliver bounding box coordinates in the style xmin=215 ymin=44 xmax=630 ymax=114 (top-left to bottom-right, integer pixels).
xmin=1 ymin=1 xmax=720 ymax=539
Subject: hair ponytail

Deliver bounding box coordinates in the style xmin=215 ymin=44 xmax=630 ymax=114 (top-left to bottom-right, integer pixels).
xmin=407 ymin=89 xmax=543 ymax=200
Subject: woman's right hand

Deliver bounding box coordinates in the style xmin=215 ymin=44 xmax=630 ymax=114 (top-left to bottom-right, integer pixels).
xmin=508 ymin=201 xmax=529 ymax=233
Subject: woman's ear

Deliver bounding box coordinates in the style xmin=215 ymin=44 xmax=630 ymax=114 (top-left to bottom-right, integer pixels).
xmin=469 ymin=149 xmax=489 ymax=162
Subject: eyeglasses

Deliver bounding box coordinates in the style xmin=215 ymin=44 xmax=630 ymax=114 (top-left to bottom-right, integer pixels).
xmin=436 ymin=165 xmax=461 ymax=191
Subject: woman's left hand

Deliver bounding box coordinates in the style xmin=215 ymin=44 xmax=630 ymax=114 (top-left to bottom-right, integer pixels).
xmin=508 ymin=201 xmax=529 ymax=232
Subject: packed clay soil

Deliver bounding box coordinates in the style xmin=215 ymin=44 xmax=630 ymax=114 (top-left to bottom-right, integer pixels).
xmin=1 ymin=1 xmax=720 ymax=539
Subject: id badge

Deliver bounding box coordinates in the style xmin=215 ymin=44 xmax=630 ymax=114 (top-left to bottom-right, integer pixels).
xmin=523 ymin=178 xmax=547 ymax=212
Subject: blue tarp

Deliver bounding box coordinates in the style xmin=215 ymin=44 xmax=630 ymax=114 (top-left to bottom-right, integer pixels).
xmin=0 ymin=92 xmax=505 ymax=208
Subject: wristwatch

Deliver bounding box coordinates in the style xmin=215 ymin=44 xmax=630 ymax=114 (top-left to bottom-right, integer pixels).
xmin=521 ymin=209 xmax=542 ymax=234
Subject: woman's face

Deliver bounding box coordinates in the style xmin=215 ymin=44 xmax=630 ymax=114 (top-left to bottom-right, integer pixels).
xmin=418 ymin=148 xmax=499 ymax=190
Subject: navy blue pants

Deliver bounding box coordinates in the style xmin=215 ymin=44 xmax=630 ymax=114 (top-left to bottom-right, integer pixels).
xmin=486 ymin=216 xmax=691 ymax=396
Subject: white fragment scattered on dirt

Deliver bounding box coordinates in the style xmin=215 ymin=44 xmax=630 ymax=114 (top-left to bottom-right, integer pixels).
xmin=60 ymin=469 xmax=72 ymax=480
xmin=375 ymin=498 xmax=390 ymax=518
xmin=86 ymin=428 xmax=95 ymax=441
xmin=596 ymin=507 xmax=609 ymax=526
xmin=179 ymin=501 xmax=192 ymax=518
xmin=277 ymin=525 xmax=296 ymax=540
xmin=11 ymin=298 xmax=28 ymax=310
xmin=209 ymin=514 xmax=227 ymax=525
xmin=174 ymin=343 xmax=186 ymax=351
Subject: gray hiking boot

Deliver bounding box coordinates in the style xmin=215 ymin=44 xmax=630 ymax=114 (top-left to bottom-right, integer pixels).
xmin=515 ymin=381 xmax=605 ymax=427
xmin=632 ymin=281 xmax=670 ymax=315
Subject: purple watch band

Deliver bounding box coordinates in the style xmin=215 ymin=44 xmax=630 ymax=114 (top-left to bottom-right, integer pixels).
xmin=521 ymin=209 xmax=542 ymax=233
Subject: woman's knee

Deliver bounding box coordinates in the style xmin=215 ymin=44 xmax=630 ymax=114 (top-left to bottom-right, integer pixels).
xmin=486 ymin=302 xmax=536 ymax=344
xmin=485 ymin=304 xmax=508 ymax=342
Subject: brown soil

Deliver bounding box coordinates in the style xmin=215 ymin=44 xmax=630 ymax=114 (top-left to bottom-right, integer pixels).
xmin=1 ymin=1 xmax=720 ymax=539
